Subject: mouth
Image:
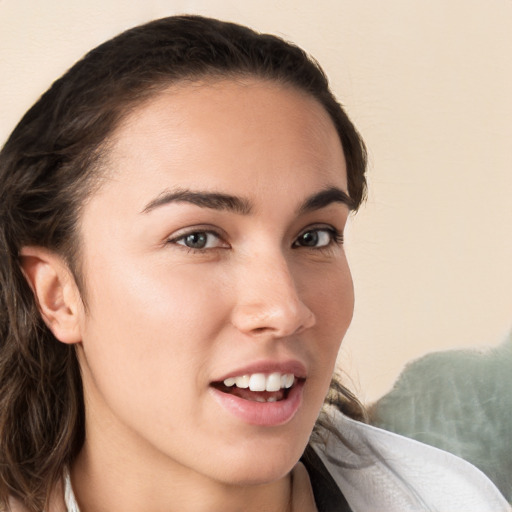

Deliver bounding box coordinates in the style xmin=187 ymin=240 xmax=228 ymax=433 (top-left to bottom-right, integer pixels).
xmin=209 ymin=362 xmax=306 ymax=426
xmin=211 ymin=372 xmax=300 ymax=403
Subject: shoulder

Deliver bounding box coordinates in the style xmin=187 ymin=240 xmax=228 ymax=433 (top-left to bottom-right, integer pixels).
xmin=313 ymin=409 xmax=511 ymax=512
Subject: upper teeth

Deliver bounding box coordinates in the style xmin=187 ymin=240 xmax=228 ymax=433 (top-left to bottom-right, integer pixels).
xmin=223 ymin=372 xmax=295 ymax=392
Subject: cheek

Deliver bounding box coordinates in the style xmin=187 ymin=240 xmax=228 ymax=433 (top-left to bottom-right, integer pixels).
xmin=78 ymin=261 xmax=231 ymax=419
xmin=299 ymin=260 xmax=354 ymax=385
xmin=84 ymin=258 xmax=229 ymax=343
xmin=303 ymin=258 xmax=354 ymax=338
xmin=326 ymin=267 xmax=354 ymax=338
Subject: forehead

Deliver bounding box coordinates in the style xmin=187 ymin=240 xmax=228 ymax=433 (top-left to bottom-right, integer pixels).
xmin=99 ymin=78 xmax=347 ymax=207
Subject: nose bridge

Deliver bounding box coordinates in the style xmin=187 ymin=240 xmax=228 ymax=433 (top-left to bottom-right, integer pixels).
xmin=231 ymin=248 xmax=316 ymax=337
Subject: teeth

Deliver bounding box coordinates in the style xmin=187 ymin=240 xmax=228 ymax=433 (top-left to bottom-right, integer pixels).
xmin=249 ymin=373 xmax=266 ymax=392
xmin=223 ymin=372 xmax=296 ymax=391
xmin=280 ymin=374 xmax=294 ymax=388
xmin=235 ymin=375 xmax=250 ymax=388
xmin=266 ymin=372 xmax=282 ymax=392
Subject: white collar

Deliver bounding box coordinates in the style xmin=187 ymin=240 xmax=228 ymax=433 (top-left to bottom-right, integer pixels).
xmin=313 ymin=409 xmax=510 ymax=511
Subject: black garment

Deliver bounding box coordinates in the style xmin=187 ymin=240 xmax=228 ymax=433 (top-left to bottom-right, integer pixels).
xmin=301 ymin=445 xmax=353 ymax=512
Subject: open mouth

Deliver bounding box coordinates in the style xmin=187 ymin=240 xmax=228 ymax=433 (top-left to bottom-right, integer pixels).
xmin=211 ymin=372 xmax=299 ymax=403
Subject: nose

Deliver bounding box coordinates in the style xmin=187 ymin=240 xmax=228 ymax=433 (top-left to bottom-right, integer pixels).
xmin=230 ymin=253 xmax=316 ymax=338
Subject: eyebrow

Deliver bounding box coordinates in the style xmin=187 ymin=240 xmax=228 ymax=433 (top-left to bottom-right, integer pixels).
xmin=141 ymin=186 xmax=353 ymax=215
xmin=142 ymin=189 xmax=252 ymax=214
xmin=298 ymin=187 xmax=354 ymax=213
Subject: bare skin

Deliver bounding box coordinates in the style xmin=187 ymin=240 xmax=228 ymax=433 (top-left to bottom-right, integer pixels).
xmin=22 ymin=79 xmax=352 ymax=512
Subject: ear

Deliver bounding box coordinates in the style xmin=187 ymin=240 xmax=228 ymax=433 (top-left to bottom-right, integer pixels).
xmin=19 ymin=246 xmax=82 ymax=344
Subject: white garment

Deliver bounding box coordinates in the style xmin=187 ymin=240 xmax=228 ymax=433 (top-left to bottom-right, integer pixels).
xmin=64 ymin=473 xmax=80 ymax=512
xmin=313 ymin=408 xmax=511 ymax=511
xmin=63 ymin=411 xmax=511 ymax=511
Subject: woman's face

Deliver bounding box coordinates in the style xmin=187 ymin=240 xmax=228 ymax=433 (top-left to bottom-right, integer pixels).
xmin=74 ymin=79 xmax=354 ymax=485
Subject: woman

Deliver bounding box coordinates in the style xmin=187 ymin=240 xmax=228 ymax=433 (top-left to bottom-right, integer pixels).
xmin=0 ymin=15 xmax=508 ymax=512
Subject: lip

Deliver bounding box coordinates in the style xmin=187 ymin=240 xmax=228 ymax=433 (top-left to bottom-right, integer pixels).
xmin=210 ymin=379 xmax=304 ymax=426
xmin=214 ymin=360 xmax=307 ymax=382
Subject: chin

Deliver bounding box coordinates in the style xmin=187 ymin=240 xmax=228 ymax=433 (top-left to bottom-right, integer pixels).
xmin=206 ymin=431 xmax=310 ymax=486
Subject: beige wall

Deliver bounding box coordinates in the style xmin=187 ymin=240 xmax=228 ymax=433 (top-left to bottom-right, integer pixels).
xmin=1 ymin=0 xmax=511 ymax=401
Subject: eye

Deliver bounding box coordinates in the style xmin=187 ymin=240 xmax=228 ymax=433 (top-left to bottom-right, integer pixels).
xmin=293 ymin=227 xmax=342 ymax=248
xmin=171 ymin=230 xmax=226 ymax=250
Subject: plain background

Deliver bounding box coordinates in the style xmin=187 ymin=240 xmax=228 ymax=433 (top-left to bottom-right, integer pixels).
xmin=1 ymin=0 xmax=511 ymax=401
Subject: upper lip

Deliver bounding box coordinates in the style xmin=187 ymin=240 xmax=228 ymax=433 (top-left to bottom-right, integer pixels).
xmin=213 ymin=360 xmax=307 ymax=383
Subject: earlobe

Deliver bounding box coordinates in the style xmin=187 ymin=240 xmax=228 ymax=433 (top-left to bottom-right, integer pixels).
xmin=19 ymin=247 xmax=82 ymax=344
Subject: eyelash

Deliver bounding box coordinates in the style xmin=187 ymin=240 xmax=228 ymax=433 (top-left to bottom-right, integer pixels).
xmin=167 ymin=226 xmax=343 ymax=253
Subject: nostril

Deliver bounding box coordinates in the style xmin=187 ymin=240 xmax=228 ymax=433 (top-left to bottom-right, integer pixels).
xmin=231 ymin=300 xmax=315 ymax=337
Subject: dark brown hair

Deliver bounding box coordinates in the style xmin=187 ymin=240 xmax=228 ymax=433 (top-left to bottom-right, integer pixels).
xmin=0 ymin=15 xmax=367 ymax=511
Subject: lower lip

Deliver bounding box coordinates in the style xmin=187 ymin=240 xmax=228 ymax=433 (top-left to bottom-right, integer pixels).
xmin=210 ymin=380 xmax=304 ymax=426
